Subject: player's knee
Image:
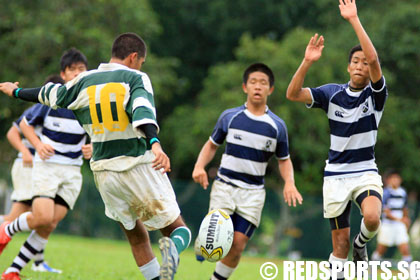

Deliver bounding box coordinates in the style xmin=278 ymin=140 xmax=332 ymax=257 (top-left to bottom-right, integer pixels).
xmin=34 ymin=214 xmax=54 ymax=228
xmin=364 ymin=212 xmax=381 ymax=231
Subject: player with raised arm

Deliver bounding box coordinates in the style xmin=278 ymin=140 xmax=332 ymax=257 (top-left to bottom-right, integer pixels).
xmin=371 ymin=170 xmax=413 ymax=264
xmin=0 ymin=33 xmax=190 ymax=280
xmin=0 ymin=49 xmax=92 ymax=280
xmin=193 ymin=63 xmax=302 ymax=280
xmin=286 ymin=0 xmax=387 ymax=278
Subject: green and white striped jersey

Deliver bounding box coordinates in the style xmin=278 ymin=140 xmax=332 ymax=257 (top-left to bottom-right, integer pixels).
xmin=38 ymin=63 xmax=159 ymax=172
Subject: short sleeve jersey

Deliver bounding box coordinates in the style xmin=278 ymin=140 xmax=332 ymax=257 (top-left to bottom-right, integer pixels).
xmin=210 ymin=104 xmax=290 ymax=189
xmin=38 ymin=63 xmax=158 ymax=171
xmin=382 ymin=186 xmax=408 ymax=224
xmin=12 ymin=104 xmax=43 ymax=159
xmin=307 ymin=78 xmax=388 ymax=177
xmin=24 ymin=104 xmax=87 ymax=166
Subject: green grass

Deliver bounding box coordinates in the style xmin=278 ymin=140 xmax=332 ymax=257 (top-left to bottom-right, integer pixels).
xmin=0 ymin=234 xmax=284 ymax=280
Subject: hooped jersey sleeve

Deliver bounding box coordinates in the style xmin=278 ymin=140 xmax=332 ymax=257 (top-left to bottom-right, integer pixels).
xmin=23 ymin=103 xmax=50 ymax=126
xmin=127 ymin=73 xmax=159 ymax=138
xmin=210 ymin=108 xmax=241 ymax=146
xmin=275 ymin=121 xmax=290 ymax=160
xmin=307 ymin=84 xmax=343 ymax=112
xmin=369 ymin=76 xmax=387 ymax=111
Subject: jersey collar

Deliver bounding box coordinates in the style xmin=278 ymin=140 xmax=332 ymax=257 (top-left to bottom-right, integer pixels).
xmin=244 ymin=102 xmax=269 ymax=113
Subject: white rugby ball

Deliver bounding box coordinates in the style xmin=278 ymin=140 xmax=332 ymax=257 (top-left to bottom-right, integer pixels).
xmin=195 ymin=209 xmax=234 ymax=262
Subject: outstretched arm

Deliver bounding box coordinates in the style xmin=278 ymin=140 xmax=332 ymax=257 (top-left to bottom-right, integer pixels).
xmin=0 ymin=82 xmax=42 ymax=102
xmin=278 ymin=158 xmax=303 ymax=207
xmin=339 ymin=0 xmax=382 ymax=82
xmin=286 ymin=34 xmax=324 ymax=104
xmin=192 ymin=140 xmax=219 ymax=190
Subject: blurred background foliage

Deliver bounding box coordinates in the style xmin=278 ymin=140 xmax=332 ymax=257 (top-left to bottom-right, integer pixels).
xmin=0 ymin=0 xmax=419 ymax=259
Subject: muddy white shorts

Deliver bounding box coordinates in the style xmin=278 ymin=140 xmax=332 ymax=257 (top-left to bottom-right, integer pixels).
xmin=93 ymin=163 xmax=180 ymax=231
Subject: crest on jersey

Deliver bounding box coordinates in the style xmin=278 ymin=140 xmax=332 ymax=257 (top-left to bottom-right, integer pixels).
xmin=362 ymin=100 xmax=369 ymax=114
xmin=263 ymin=140 xmax=272 ymax=151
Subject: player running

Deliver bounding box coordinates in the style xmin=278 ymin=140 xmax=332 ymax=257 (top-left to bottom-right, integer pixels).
xmin=0 ymin=49 xmax=92 ymax=280
xmin=193 ymin=63 xmax=302 ymax=280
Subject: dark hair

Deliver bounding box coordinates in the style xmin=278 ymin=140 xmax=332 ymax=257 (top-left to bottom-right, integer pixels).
xmin=111 ymin=33 xmax=147 ymax=60
xmin=243 ymin=63 xmax=274 ymax=87
xmin=60 ymin=47 xmax=88 ymax=71
xmin=383 ymin=168 xmax=400 ymax=180
xmin=348 ymin=44 xmax=363 ymax=64
xmin=44 ymin=74 xmax=64 ymax=85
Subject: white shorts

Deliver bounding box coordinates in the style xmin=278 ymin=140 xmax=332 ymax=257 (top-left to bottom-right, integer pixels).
xmin=377 ymin=222 xmax=409 ymax=246
xmin=323 ymin=172 xmax=383 ymax=218
xmin=32 ymin=161 xmax=82 ymax=210
xmin=93 ymin=163 xmax=180 ymax=231
xmin=209 ymin=180 xmax=265 ymax=227
xmin=11 ymin=159 xmax=33 ymax=202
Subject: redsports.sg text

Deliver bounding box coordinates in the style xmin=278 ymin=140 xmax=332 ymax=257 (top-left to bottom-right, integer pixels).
xmin=259 ymin=261 xmax=420 ymax=280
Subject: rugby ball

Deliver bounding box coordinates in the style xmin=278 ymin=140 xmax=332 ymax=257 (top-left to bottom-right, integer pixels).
xmin=195 ymin=209 xmax=234 ymax=262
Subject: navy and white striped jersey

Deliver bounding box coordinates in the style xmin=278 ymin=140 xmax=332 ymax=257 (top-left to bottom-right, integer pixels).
xmin=382 ymin=186 xmax=408 ymax=224
xmin=13 ymin=105 xmax=43 ymax=159
xmin=307 ymin=77 xmax=388 ymax=177
xmin=24 ymin=104 xmax=87 ymax=166
xmin=210 ymin=104 xmax=290 ymax=189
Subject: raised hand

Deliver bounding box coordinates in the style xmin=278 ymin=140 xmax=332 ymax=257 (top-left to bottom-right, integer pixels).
xmin=339 ymin=0 xmax=358 ymax=21
xmin=304 ymin=34 xmax=324 ymax=63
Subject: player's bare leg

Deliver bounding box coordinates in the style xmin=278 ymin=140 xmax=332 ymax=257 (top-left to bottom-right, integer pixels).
xmin=3 ymin=202 xmax=31 ymax=222
xmin=353 ymin=195 xmax=382 ymax=262
xmin=121 ymin=220 xmax=155 ymax=266
xmin=3 ymin=201 xmax=67 ymax=277
xmin=331 ymin=228 xmax=350 ymax=259
xmin=210 ymin=232 xmax=248 ymax=280
xmin=121 ymin=220 xmax=160 ymax=280
xmin=361 ymin=196 xmax=382 ymax=231
xmin=32 ymin=203 xmax=66 ymax=273
xmin=398 ymin=243 xmax=412 ymax=263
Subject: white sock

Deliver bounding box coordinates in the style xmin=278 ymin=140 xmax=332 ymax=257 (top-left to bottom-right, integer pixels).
xmin=329 ymin=253 xmax=347 ymax=280
xmin=213 ymin=261 xmax=236 ymax=279
xmin=5 ymin=212 xmax=31 ymax=237
xmin=6 ymin=230 xmax=47 ymax=274
xmin=354 ymin=218 xmax=379 ymax=248
xmin=139 ymin=257 xmax=160 ymax=280
xmin=34 ymin=249 xmax=45 ymax=265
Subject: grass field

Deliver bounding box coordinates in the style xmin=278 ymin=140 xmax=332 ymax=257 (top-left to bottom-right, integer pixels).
xmin=0 ymin=234 xmax=284 ymax=280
